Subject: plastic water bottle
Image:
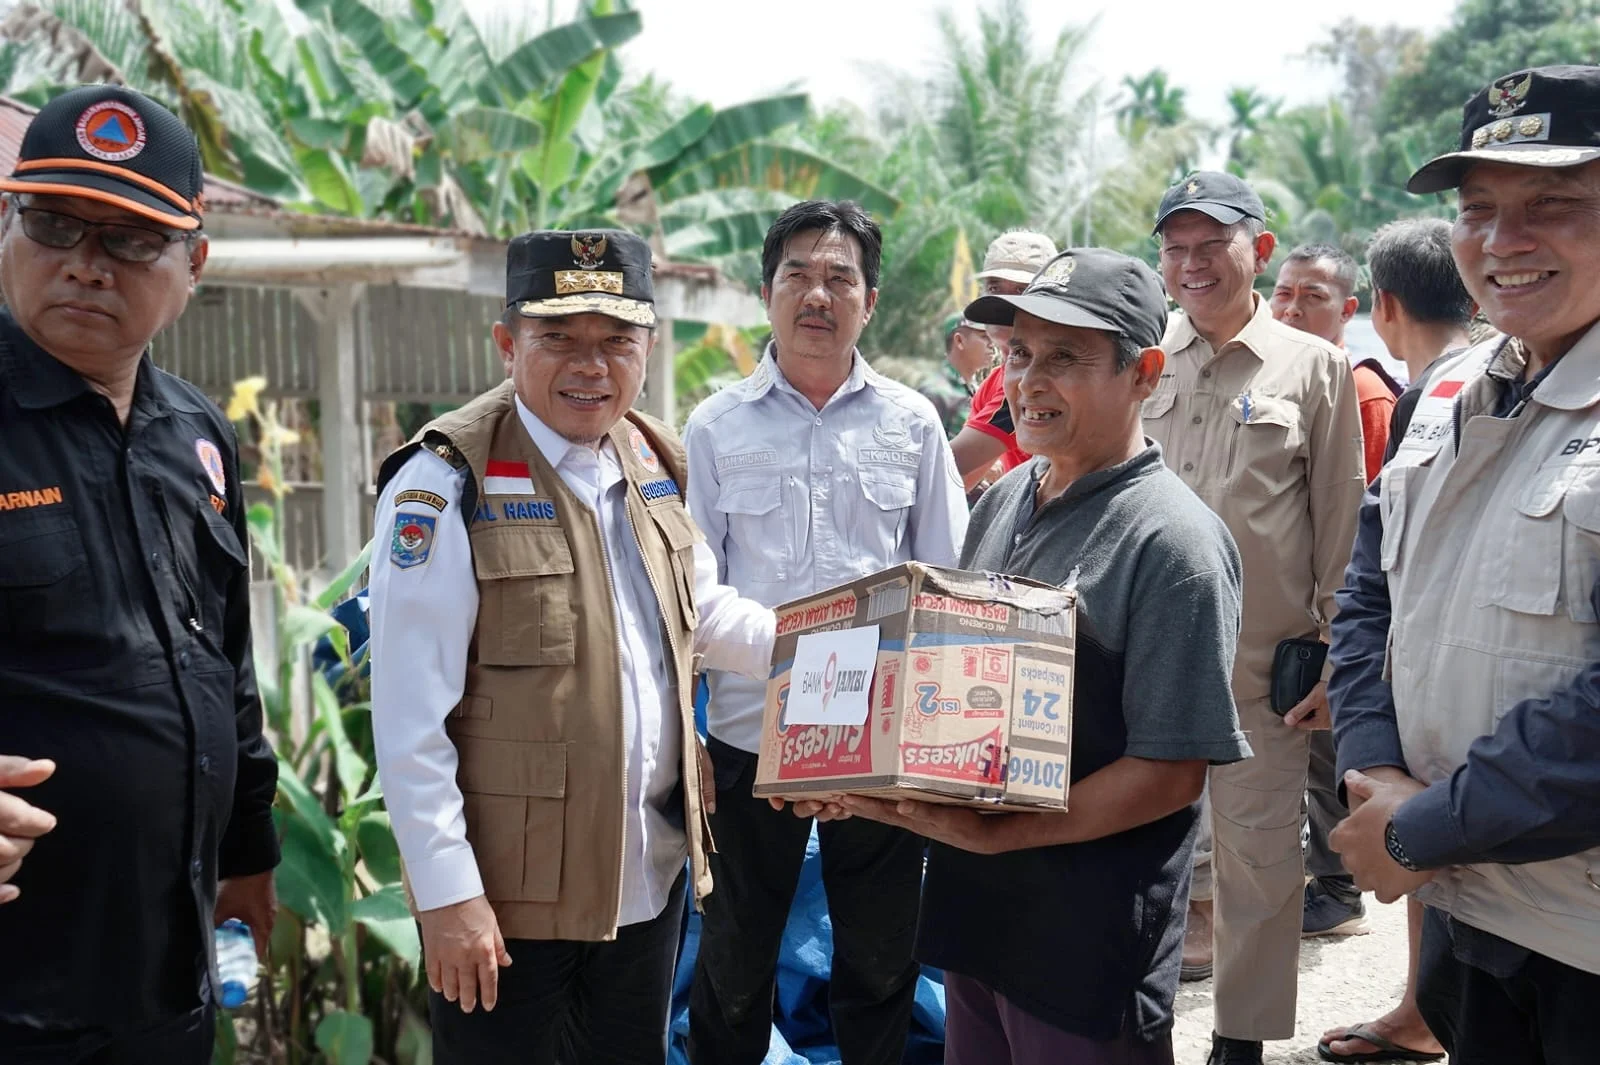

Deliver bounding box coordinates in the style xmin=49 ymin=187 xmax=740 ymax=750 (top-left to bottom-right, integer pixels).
xmin=214 ymin=919 xmax=259 ymax=1008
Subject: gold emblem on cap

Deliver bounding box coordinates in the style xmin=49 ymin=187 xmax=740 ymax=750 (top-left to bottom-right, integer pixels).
xmin=1487 ymin=72 xmax=1533 ymax=118
xmin=1518 ymin=115 xmax=1545 ymax=137
xmin=1490 ymin=119 xmax=1514 ymax=142
xmin=1035 ymin=257 xmax=1077 ymax=288
xmin=571 ymin=232 xmax=607 ymax=269
xmin=1472 ymin=125 xmax=1491 ymax=149
xmin=555 ymin=270 xmax=624 ymax=295
xmin=1185 ymin=180 xmax=1199 ymax=195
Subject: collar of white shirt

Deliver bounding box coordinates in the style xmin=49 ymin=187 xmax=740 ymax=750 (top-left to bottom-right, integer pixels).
xmin=745 ymin=343 xmax=870 ymax=407
xmin=512 ymin=394 xmax=623 ymax=493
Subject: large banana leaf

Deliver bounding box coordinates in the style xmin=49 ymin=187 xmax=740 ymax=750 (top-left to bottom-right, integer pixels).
xmin=634 ymin=104 xmax=715 ymax=171
xmin=649 ymin=94 xmax=809 ymax=184
xmin=295 ymin=23 xmax=357 ymax=107
xmin=659 ymin=144 xmax=900 ymax=218
xmin=305 ymin=0 xmax=431 ymax=108
xmin=665 ymin=206 xmax=793 ymax=259
xmin=495 ymin=11 xmax=642 ymax=101
xmin=296 ymin=145 xmax=364 ymax=215
xmin=443 ymin=106 xmax=544 ymax=164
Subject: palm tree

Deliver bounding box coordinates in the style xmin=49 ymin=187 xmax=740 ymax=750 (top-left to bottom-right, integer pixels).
xmin=1224 ymin=85 xmax=1277 ymax=174
xmin=1116 ymin=68 xmax=1188 ymax=144
xmin=800 ymin=0 xmax=1095 ymax=359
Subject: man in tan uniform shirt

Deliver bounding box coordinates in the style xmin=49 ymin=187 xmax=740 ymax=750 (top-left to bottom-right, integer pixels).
xmin=1143 ymin=171 xmax=1364 ymax=1065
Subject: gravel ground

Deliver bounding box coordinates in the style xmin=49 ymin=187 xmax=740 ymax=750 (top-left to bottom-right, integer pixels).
xmin=1171 ymin=896 xmax=1433 ymax=1064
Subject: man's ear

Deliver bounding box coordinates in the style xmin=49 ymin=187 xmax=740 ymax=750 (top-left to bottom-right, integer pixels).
xmin=760 ymin=283 xmax=771 ymax=306
xmin=862 ymin=286 xmax=878 ymax=325
xmin=1132 ymin=345 xmax=1165 ymax=396
xmin=187 ymin=234 xmax=209 ymax=292
xmin=491 ymin=320 xmax=515 ymax=375
xmin=1253 ymin=230 xmax=1277 ymax=275
xmin=1340 ymin=294 xmax=1358 ymax=324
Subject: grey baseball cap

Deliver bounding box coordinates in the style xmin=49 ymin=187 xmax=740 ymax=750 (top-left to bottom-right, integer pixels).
xmin=964 ymin=247 xmax=1168 ymax=350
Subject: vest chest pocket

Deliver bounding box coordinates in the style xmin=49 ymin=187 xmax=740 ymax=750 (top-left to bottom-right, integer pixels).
xmin=472 ymin=527 xmax=576 ymax=666
xmin=1479 ymin=467 xmax=1579 ymax=617
xmin=647 ymin=502 xmax=702 ymax=632
xmin=1559 ymin=479 xmax=1600 ymax=622
xmin=856 ymin=469 xmax=919 ymax=557
xmin=457 ymin=737 xmax=566 ymax=903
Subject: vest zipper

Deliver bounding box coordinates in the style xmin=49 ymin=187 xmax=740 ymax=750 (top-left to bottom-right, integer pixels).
xmin=623 ymin=501 xmax=702 ymax=893
xmin=591 ymin=505 xmax=629 ymax=935
xmin=154 ymin=483 xmax=203 ymax=634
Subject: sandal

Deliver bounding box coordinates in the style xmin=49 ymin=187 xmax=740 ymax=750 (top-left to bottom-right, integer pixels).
xmin=1317 ymin=1024 xmax=1445 ymax=1063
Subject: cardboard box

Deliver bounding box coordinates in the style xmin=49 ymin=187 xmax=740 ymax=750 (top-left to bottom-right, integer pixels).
xmin=752 ymin=563 xmax=1076 ymax=810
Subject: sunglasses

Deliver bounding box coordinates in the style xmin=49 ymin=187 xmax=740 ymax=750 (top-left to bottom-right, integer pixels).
xmin=15 ymin=206 xmax=189 ymax=264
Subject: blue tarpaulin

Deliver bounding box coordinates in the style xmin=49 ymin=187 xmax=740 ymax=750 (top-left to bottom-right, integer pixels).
xmin=676 ymin=683 xmax=947 ymax=1065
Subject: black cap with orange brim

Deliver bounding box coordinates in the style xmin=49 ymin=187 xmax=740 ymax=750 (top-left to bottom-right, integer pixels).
xmin=0 ymin=85 xmax=204 ymax=231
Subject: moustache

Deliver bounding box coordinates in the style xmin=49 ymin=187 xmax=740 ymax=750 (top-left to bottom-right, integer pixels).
xmin=796 ymin=311 xmax=835 ymax=328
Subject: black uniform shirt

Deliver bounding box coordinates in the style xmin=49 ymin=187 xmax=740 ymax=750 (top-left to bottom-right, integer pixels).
xmin=0 ymin=309 xmax=279 ymax=1031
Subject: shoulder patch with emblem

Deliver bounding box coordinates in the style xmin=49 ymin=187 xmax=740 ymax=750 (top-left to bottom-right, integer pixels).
xmin=390 ymin=512 xmax=437 ymax=569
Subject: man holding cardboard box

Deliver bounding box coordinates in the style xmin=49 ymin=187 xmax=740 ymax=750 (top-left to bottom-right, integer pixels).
xmin=682 ymin=200 xmax=968 ymax=1065
xmin=838 ymin=248 xmax=1251 ymax=1065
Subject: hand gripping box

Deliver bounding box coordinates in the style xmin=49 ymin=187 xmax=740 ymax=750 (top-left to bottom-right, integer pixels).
xmin=752 ymin=563 xmax=1076 ymax=809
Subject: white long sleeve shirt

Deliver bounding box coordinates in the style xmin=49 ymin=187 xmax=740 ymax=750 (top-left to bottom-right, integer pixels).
xmin=369 ymin=398 xmax=774 ymax=926
xmin=682 ymin=348 xmax=968 ymax=752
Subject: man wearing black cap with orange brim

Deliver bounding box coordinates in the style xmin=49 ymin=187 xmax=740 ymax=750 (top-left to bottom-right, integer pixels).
xmin=832 ymin=248 xmax=1250 ymax=1065
xmin=1327 ymin=64 xmax=1600 ymax=1064
xmin=0 ymin=85 xmax=279 ymax=1064
xmin=367 ymin=228 xmax=776 ymax=1063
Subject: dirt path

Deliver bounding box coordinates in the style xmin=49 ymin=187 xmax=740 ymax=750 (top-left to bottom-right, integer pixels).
xmin=1171 ymin=897 xmax=1433 ymax=1063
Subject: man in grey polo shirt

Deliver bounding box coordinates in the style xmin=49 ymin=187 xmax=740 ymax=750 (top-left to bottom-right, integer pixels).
xmin=838 ymin=248 xmax=1251 ymax=1064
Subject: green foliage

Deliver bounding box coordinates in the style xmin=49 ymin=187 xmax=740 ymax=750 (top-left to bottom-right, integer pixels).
xmin=1377 ymin=0 xmax=1600 ymax=163
xmin=212 ymin=381 xmax=421 ymax=1065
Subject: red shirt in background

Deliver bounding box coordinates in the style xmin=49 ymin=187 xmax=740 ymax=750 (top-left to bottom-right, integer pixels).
xmin=1352 ymin=360 xmax=1400 ymax=484
xmin=964 ymin=365 xmax=1030 ymax=473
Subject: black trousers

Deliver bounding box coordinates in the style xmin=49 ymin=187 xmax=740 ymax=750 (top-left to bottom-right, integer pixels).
xmin=687 ymin=737 xmax=924 ymax=1065
xmin=0 ymin=1006 xmax=213 ymax=1065
xmin=1417 ymin=905 xmax=1600 ymax=1065
xmin=430 ymin=872 xmax=686 ymax=1065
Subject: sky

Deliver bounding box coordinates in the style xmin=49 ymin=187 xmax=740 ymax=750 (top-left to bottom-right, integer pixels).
xmin=465 ymin=0 xmax=1460 ymax=127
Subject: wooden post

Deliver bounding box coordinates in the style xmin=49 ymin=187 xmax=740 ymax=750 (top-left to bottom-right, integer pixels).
xmin=644 ymin=316 xmax=677 ymax=425
xmin=295 ymin=284 xmax=367 ymax=576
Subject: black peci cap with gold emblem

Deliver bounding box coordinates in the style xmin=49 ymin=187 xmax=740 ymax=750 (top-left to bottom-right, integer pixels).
xmin=1408 ymin=65 xmax=1600 ymax=194
xmin=504 ymin=229 xmax=656 ymax=328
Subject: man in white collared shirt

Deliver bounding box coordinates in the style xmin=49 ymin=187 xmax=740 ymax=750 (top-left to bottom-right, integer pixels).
xmin=368 ymin=229 xmax=774 ymax=1065
xmin=683 ymin=200 xmax=968 ymax=1065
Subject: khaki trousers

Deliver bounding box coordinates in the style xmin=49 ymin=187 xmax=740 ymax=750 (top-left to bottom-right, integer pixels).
xmin=1211 ymin=695 xmax=1310 ymax=1041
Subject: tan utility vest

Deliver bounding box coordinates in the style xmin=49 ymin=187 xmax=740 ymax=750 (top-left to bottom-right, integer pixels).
xmin=379 ymin=380 xmax=710 ymax=942
xmin=1383 ymin=329 xmax=1600 ymax=974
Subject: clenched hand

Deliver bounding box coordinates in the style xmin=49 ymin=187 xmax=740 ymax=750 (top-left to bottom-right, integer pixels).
xmin=0 ymin=756 xmax=56 ymax=904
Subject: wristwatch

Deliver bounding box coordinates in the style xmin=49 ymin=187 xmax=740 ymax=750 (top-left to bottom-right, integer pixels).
xmin=1385 ymin=820 xmax=1420 ymax=872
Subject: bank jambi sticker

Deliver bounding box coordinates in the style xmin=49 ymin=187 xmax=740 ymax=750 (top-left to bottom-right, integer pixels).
xmin=629 ymin=427 xmax=660 ymax=473
xmin=195 ymin=438 xmax=227 ymax=494
xmin=76 ymin=101 xmax=147 ymax=162
xmin=390 ymin=512 xmax=437 ymax=570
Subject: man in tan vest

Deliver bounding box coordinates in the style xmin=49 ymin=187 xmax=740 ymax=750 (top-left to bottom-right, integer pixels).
xmin=367 ymin=229 xmax=776 ymax=1065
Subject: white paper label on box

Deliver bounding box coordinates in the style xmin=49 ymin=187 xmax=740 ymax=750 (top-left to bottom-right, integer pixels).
xmin=786 ymin=625 xmax=880 ymax=726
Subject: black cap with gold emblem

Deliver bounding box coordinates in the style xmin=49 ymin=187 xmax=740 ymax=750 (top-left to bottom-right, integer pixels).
xmin=963 ymin=247 xmax=1168 ymax=351
xmin=0 ymin=84 xmax=204 ymax=230
xmin=1408 ymin=65 xmax=1600 ymax=194
xmin=505 ymin=229 xmax=656 ymax=328
xmin=1152 ymin=170 xmax=1266 ymax=234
